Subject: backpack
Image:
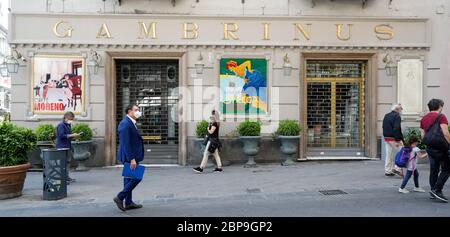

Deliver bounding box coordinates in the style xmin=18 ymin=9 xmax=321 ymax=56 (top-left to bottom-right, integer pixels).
xmin=395 ymin=147 xmax=412 ymax=168
xmin=422 ymin=114 xmax=449 ymax=151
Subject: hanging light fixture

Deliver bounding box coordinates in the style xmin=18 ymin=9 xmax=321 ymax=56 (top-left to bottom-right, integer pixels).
xmin=0 ymin=59 xmax=9 ymax=77
xmin=283 ymin=53 xmax=292 ymax=76
xmin=5 ymin=57 xmax=19 ymax=74
xmin=383 ymin=53 xmax=397 ymax=77
xmin=87 ymin=49 xmax=102 ymax=75
xmin=195 ymin=52 xmax=204 ymax=74
xmin=4 ymin=48 xmax=25 ymax=74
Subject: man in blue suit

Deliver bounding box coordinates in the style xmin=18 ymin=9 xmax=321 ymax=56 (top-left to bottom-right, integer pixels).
xmin=113 ymin=104 xmax=144 ymax=211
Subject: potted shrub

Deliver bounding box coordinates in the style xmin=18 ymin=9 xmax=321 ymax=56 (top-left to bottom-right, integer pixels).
xmin=276 ymin=120 xmax=301 ymax=166
xmin=0 ymin=122 xmax=37 ymax=199
xmin=71 ymin=123 xmax=94 ymax=171
xmin=33 ymin=124 xmax=56 ymax=167
xmin=195 ymin=120 xmax=209 ymax=153
xmin=238 ymin=120 xmax=261 ymax=168
xmin=403 ymin=127 xmax=426 ymax=164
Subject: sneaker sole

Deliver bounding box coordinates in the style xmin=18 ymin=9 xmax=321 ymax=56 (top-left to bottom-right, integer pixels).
xmin=193 ymin=169 xmax=203 ymax=173
xmin=113 ymin=198 xmax=126 ymax=212
xmin=430 ymin=191 xmax=448 ymax=203
xmin=429 ymin=192 xmax=436 ymax=199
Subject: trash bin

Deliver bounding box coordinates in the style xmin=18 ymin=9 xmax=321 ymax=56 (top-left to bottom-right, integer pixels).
xmin=42 ymin=148 xmax=69 ymax=200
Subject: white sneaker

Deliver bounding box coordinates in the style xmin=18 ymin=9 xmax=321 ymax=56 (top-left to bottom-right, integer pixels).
xmin=398 ymin=188 xmax=409 ymax=194
xmin=413 ymin=187 xmax=426 ymax=193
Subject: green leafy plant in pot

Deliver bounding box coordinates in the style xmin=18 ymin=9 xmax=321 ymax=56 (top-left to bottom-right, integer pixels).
xmin=195 ymin=120 xmax=209 ymax=155
xmin=276 ymin=120 xmax=302 ymax=166
xmin=32 ymin=124 xmax=56 ymax=168
xmin=403 ymin=127 xmax=425 ymax=149
xmin=0 ymin=122 xmax=37 ymax=199
xmin=70 ymin=123 xmax=94 ymax=171
xmin=196 ymin=120 xmax=209 ymax=138
xmin=35 ymin=124 xmax=56 ymax=143
xmin=238 ymin=120 xmax=262 ymax=168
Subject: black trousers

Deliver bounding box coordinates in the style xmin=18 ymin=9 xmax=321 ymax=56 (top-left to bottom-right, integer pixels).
xmin=427 ymin=148 xmax=450 ymax=192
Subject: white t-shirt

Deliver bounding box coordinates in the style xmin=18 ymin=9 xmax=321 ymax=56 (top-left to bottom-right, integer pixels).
xmin=407 ymin=147 xmax=420 ymax=171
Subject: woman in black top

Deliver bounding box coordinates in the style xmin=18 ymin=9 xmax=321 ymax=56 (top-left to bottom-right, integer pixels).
xmin=193 ymin=110 xmax=223 ymax=173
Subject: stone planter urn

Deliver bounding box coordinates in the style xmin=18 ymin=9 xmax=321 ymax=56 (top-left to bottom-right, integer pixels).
xmin=0 ymin=163 xmax=31 ymax=200
xmin=239 ymin=136 xmax=261 ymax=168
xmin=38 ymin=141 xmax=55 ymax=159
xmin=27 ymin=141 xmax=54 ymax=169
xmin=71 ymin=141 xmax=92 ymax=171
xmin=279 ymin=135 xmax=300 ymax=166
xmin=195 ymin=137 xmax=206 ymax=154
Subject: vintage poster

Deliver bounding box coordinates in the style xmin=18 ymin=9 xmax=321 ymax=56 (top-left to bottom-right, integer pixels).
xmin=32 ymin=55 xmax=85 ymax=114
xmin=220 ymin=58 xmax=267 ymax=115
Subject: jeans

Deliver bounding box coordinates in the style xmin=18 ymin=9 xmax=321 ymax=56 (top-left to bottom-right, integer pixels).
xmin=117 ymin=178 xmax=141 ymax=206
xmin=427 ymin=148 xmax=450 ymax=192
xmin=400 ymin=169 xmax=419 ymax=189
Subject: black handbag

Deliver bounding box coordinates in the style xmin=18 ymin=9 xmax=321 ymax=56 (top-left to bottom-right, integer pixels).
xmin=423 ymin=114 xmax=449 ymax=151
xmin=207 ymin=137 xmax=220 ymax=153
xmin=202 ymin=134 xmax=209 ymax=146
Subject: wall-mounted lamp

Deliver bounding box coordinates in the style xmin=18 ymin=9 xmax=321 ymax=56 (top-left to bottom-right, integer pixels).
xmin=283 ymin=53 xmax=292 ymax=76
xmin=87 ymin=49 xmax=102 ymax=75
xmin=195 ymin=52 xmax=204 ymax=74
xmin=383 ymin=53 xmax=397 ymax=77
xmin=0 ymin=59 xmax=9 ymax=77
xmin=4 ymin=48 xmax=26 ymax=74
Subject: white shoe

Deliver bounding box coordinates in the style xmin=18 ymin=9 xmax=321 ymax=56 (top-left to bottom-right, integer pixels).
xmin=413 ymin=187 xmax=426 ymax=193
xmin=398 ymin=188 xmax=409 ymax=194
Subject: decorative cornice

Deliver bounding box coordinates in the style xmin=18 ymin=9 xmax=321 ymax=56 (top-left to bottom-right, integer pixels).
xmin=11 ymin=43 xmax=431 ymax=51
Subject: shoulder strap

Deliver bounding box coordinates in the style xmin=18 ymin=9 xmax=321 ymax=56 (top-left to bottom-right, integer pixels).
xmin=426 ymin=113 xmax=443 ymax=132
xmin=435 ymin=113 xmax=443 ymax=124
xmin=404 ymin=147 xmax=419 ymax=172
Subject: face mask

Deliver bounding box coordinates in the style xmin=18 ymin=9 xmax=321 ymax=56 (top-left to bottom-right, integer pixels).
xmin=134 ymin=111 xmax=142 ymax=119
xmin=67 ymin=120 xmax=73 ymax=124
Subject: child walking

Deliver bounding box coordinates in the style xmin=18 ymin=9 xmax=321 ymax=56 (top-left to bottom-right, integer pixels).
xmin=398 ymin=135 xmax=427 ymax=193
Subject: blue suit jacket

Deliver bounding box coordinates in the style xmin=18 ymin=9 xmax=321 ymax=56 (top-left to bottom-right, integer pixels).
xmin=56 ymin=121 xmax=72 ymax=149
xmin=117 ymin=116 xmax=144 ymax=164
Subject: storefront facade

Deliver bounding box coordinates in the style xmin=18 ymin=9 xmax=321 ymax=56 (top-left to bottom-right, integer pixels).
xmin=7 ymin=1 xmax=449 ymax=166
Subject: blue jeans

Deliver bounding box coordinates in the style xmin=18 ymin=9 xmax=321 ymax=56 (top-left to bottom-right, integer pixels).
xmin=117 ymin=178 xmax=141 ymax=206
xmin=400 ymin=169 xmax=419 ymax=189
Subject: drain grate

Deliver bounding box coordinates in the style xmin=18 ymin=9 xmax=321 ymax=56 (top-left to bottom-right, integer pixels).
xmin=246 ymin=188 xmax=262 ymax=194
xmin=319 ymin=189 xmax=348 ymax=196
xmin=252 ymin=170 xmax=271 ymax=173
xmin=156 ymin=194 xmax=175 ymax=199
